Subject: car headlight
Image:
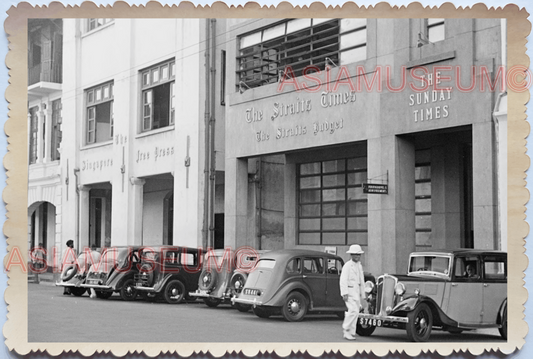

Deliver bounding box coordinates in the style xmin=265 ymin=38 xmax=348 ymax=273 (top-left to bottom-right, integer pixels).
xmin=364 ymin=280 xmax=374 ymax=294
xmin=395 ymin=282 xmax=406 ymax=296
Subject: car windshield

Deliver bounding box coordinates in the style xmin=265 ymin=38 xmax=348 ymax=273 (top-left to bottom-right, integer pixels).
xmin=409 ymin=255 xmax=451 ymax=276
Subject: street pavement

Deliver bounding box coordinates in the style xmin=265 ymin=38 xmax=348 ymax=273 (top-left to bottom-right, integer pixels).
xmin=29 ymin=283 xmax=504 ymax=343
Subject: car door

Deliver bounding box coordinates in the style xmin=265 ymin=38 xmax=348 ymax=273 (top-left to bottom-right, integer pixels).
xmin=481 ymin=254 xmax=507 ymax=324
xmin=326 ymin=258 xmax=345 ymax=308
xmin=301 ymin=257 xmax=327 ymax=308
xmin=445 ymin=255 xmax=483 ymax=325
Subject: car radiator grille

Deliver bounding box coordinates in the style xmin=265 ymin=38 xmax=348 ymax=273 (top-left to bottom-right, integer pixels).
xmin=376 ymin=275 xmax=396 ymax=316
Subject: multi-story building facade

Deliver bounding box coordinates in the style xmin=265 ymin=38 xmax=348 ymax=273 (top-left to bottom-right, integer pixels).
xmin=223 ymin=18 xmax=507 ymax=274
xmin=27 ymin=19 xmax=63 ymax=268
xmin=28 ymin=17 xmax=506 ymax=275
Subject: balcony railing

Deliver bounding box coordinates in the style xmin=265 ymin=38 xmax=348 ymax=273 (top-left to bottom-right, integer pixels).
xmin=28 ymin=61 xmax=62 ymax=86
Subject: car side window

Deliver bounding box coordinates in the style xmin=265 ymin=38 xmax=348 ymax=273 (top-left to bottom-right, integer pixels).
xmin=286 ymin=258 xmax=301 ymax=274
xmin=482 ymin=255 xmax=507 ymax=281
xmin=180 ymin=251 xmax=196 ymax=266
xmin=327 ymin=259 xmax=343 ymax=275
xmin=302 ymin=257 xmax=324 ymax=274
xmin=454 ymin=256 xmax=480 ymax=281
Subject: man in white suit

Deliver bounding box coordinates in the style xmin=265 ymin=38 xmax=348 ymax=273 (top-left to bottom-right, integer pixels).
xmin=339 ymin=244 xmax=366 ymax=340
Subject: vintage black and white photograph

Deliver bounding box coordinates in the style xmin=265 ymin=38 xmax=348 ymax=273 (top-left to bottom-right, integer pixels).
xmin=3 ymin=2 xmax=530 ymax=357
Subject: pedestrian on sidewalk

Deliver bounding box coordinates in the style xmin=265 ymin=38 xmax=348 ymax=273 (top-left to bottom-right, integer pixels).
xmin=339 ymin=244 xmax=366 ymax=340
xmin=61 ymin=239 xmax=76 ymax=295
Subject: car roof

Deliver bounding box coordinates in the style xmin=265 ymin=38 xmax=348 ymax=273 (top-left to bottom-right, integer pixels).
xmin=410 ymin=249 xmax=506 ymax=256
xmin=257 ymin=249 xmax=342 ymax=261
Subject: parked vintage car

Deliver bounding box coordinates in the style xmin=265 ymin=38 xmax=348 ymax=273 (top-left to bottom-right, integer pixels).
xmin=56 ymin=250 xmax=100 ymax=296
xmin=188 ymin=248 xmax=263 ymax=311
xmin=81 ymin=246 xmax=142 ymax=300
xmin=357 ymin=249 xmax=507 ymax=342
xmin=134 ymin=245 xmax=202 ymax=304
xmin=232 ymin=249 xmax=374 ymax=321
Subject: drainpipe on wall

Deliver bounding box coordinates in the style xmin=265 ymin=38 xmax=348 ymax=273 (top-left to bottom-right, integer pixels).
xmin=73 ymin=168 xmax=80 ymax=252
xmin=203 ymin=19 xmax=211 ymax=250
xmin=208 ymin=18 xmax=217 ymax=250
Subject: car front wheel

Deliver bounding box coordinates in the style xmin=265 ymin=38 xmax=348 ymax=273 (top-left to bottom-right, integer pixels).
xmin=203 ymin=297 xmax=222 ymax=308
xmin=163 ymin=280 xmax=185 ymax=304
xmin=406 ymin=303 xmax=433 ymax=342
xmin=356 ymin=318 xmax=376 ymax=336
xmin=281 ymin=291 xmax=307 ymax=322
xmin=253 ymin=306 xmax=272 ymax=319
xmin=120 ymin=279 xmax=138 ymax=301
xmin=70 ymin=287 xmax=87 ymax=297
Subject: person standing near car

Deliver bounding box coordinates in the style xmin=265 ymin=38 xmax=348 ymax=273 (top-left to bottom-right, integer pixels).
xmin=61 ymin=240 xmax=76 ymax=295
xmin=339 ymin=244 xmax=366 ymax=340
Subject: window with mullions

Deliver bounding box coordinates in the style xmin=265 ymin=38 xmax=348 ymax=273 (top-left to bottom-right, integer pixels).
xmin=141 ymin=60 xmax=176 ymax=132
xmin=427 ymin=18 xmax=445 ymax=43
xmin=298 ymin=157 xmax=368 ymax=246
xmin=86 ymin=81 xmax=114 ymax=144
xmin=29 ymin=107 xmax=38 ymax=164
xmin=87 ymin=18 xmax=114 ymax=32
xmin=237 ymin=18 xmax=367 ymax=89
xmin=415 ymin=150 xmax=432 ymax=248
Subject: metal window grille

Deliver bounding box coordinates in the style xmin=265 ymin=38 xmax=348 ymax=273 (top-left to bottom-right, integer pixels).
xmin=237 ymin=19 xmax=367 ymax=90
xmin=415 ymin=149 xmax=432 ymax=248
xmin=297 ymin=156 xmax=368 ymax=246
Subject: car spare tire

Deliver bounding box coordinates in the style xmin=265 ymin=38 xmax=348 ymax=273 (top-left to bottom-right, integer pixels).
xmin=198 ymin=269 xmax=217 ymax=291
xmin=230 ymin=272 xmax=247 ymax=294
xmin=61 ymin=265 xmax=78 ymax=282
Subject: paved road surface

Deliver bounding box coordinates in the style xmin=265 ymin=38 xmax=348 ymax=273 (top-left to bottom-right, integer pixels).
xmin=28 ymin=283 xmax=504 ymax=343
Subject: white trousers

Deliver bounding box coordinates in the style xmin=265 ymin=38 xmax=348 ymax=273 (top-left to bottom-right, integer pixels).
xmin=342 ymin=296 xmax=361 ymax=335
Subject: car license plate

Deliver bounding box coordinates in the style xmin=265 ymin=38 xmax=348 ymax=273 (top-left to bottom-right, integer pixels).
xmin=359 ymin=318 xmax=382 ymax=327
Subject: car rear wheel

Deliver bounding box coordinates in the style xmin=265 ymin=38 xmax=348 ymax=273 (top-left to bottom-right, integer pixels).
xmin=120 ymin=279 xmax=138 ymax=301
xmin=234 ymin=302 xmax=251 ymax=312
xmin=406 ymin=303 xmax=433 ymax=342
xmin=499 ymin=305 xmax=507 ymax=339
xmin=281 ymin=291 xmax=307 ymax=322
xmin=70 ymin=287 xmax=87 ymax=297
xmin=253 ymin=306 xmax=272 ymax=319
xmin=163 ymin=280 xmax=185 ymax=304
xmin=203 ymin=297 xmax=222 ymax=308
xmin=95 ymin=290 xmax=112 ymax=299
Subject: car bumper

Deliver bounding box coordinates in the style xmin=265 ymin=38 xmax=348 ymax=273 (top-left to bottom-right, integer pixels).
xmin=135 ymin=286 xmax=155 ymax=291
xmin=232 ymin=297 xmax=264 ymax=307
xmin=79 ymin=284 xmax=113 ymax=290
xmin=189 ymin=289 xmax=231 ymax=299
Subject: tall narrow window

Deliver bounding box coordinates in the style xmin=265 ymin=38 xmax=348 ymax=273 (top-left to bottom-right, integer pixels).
xmin=51 ymin=99 xmax=62 ymax=161
xmin=140 ymin=59 xmax=175 ymax=132
xmin=298 ymin=155 xmax=368 ymax=245
xmin=415 ymin=150 xmax=432 ymax=248
xmin=85 ymin=81 xmax=114 ymax=144
xmin=29 ymin=107 xmax=38 ymax=164
xmin=427 ymin=18 xmax=445 ymax=43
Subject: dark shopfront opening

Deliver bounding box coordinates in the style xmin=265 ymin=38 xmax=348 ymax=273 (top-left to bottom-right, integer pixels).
xmin=412 ymin=126 xmax=473 ymax=250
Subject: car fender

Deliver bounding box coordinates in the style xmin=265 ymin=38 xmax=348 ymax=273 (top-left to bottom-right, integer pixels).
xmin=391 ymin=295 xmax=459 ymax=328
xmin=263 ymin=280 xmax=312 ymax=308
xmin=498 ymin=298 xmax=507 ymax=323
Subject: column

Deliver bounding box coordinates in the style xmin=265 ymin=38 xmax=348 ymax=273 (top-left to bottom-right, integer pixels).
xmin=43 ymin=105 xmax=53 ymax=163
xmin=129 ymin=177 xmax=145 ymax=246
xmin=283 ymin=160 xmax=297 ymax=249
xmin=36 ymin=106 xmax=44 ymax=164
xmin=27 ymin=112 xmax=32 ymax=164
xmin=473 ymin=122 xmax=498 ymax=249
xmin=78 ymin=185 xmax=90 ymax=252
xmin=224 ymin=157 xmax=248 ymax=249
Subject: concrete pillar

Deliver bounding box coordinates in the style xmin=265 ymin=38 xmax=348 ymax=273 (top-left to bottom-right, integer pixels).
xmin=27 ymin=112 xmax=32 ymax=164
xmin=380 ymin=135 xmax=416 ymax=274
xmin=43 ymin=106 xmax=53 ymax=163
xmin=367 ymin=138 xmax=383 ymax=276
xmin=225 ymin=157 xmax=248 ymax=249
xmin=431 ymin=144 xmax=463 ymax=249
xmin=78 ymin=185 xmax=90 ymax=251
xmin=284 ymin=160 xmax=297 ymax=249
xmin=129 ymin=177 xmax=145 ymax=246
xmin=36 ymin=107 xmax=44 ymax=164
xmin=473 ymin=122 xmax=498 ymax=249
